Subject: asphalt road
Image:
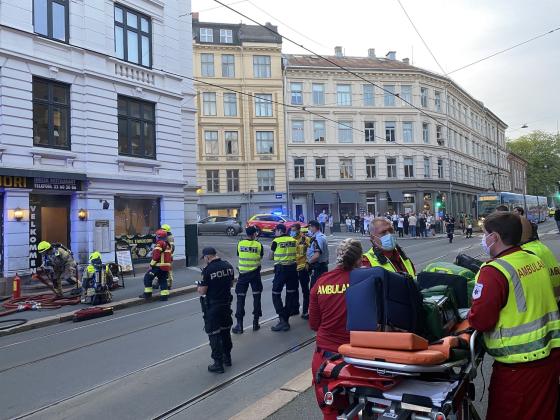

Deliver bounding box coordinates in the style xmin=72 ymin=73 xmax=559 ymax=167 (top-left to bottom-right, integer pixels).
xmin=0 ymin=220 xmax=558 ymax=420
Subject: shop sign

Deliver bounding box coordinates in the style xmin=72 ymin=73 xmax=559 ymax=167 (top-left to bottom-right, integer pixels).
xmin=33 ymin=178 xmax=80 ymax=191
xmin=0 ymin=176 xmax=31 ymax=189
xmin=115 ymin=234 xmax=155 ymax=261
xmin=275 ymin=193 xmax=283 ymax=199
xmin=29 ymin=205 xmax=39 ymax=271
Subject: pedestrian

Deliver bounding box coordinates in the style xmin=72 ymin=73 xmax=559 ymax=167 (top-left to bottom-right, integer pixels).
xmin=408 ymin=213 xmax=417 ymax=238
xmin=403 ymin=214 xmax=409 ymax=236
xmin=397 ymin=215 xmax=404 ymax=238
xmin=418 ymin=215 xmax=427 ymax=238
xmin=307 ymin=220 xmax=330 ymax=289
xmin=140 ymin=229 xmax=172 ymax=301
xmin=554 ymin=208 xmax=560 ymax=233
xmin=232 ymin=227 xmax=264 ymax=334
xmin=270 ymin=224 xmax=298 ymax=332
xmin=447 ymin=217 xmax=455 ymax=243
xmin=363 ymin=215 xmax=370 ymax=235
xmin=465 ymin=215 xmax=473 ymax=238
xmin=328 ymin=213 xmax=333 ymax=234
xmin=309 ymin=238 xmax=363 ymax=420
xmin=37 ymin=241 xmax=78 ymax=296
xmin=290 ymin=223 xmax=311 ymax=319
xmin=392 ymin=213 xmax=399 ymax=232
xmin=345 ymin=216 xmax=353 ymax=232
xmin=468 ymin=212 xmax=560 ymax=420
xmin=198 ymin=247 xmax=234 ymax=373
xmin=298 ymin=213 xmax=305 ymax=223
xmin=318 ymin=209 xmax=328 ymax=233
xmin=354 ymin=214 xmax=361 ymax=235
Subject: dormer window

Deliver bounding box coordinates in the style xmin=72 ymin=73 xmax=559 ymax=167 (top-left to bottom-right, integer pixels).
xmin=220 ymin=29 xmax=233 ymax=43
xmin=200 ymin=27 xmax=213 ymax=42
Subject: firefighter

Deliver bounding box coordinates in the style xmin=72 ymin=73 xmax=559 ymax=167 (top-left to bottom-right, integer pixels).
xmin=291 ymin=223 xmax=311 ymax=319
xmin=362 ymin=217 xmax=416 ymax=276
xmin=37 ymin=241 xmax=78 ymax=296
xmin=232 ymin=226 xmax=264 ymax=334
xmin=81 ymin=251 xmax=113 ymax=304
xmin=468 ymin=212 xmax=560 ymax=420
xmin=270 ymin=224 xmax=297 ymax=332
xmin=141 ymin=229 xmax=172 ymax=301
xmin=198 ymin=247 xmax=234 ymax=374
xmin=161 ymin=224 xmax=175 ymax=289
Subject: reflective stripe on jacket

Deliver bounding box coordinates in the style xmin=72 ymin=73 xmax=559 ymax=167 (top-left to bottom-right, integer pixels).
xmin=272 ymin=236 xmax=297 ymax=265
xmin=363 ymin=248 xmax=416 ymax=277
xmin=522 ymin=240 xmax=560 ymax=302
xmin=237 ymin=239 xmax=262 ymax=273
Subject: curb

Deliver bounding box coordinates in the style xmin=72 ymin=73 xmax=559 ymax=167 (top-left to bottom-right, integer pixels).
xmin=229 ymin=369 xmax=312 ymax=420
xmin=0 ymin=267 xmax=275 ymax=337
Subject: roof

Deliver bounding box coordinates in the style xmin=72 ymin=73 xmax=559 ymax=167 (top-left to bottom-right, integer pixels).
xmin=192 ymin=19 xmax=282 ymax=45
xmin=285 ymin=54 xmax=415 ymax=71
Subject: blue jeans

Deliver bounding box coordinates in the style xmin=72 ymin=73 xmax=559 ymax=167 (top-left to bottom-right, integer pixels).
xmin=556 ymin=220 xmax=560 ymax=232
xmin=409 ymin=226 xmax=416 ymax=237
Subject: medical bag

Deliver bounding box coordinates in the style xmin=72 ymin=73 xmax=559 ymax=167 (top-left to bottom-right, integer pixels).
xmin=417 ymin=271 xmax=470 ymax=308
xmin=423 ymin=262 xmax=475 ymax=280
xmin=454 ymin=254 xmax=483 ymax=274
xmin=421 ymin=285 xmax=460 ymax=341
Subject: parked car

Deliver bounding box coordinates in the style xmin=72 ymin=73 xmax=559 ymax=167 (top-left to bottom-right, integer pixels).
xmin=198 ymin=216 xmax=242 ymax=236
xmin=246 ymin=214 xmax=308 ymax=236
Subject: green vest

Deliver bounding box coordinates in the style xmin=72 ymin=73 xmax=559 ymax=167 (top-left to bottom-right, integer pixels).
xmin=237 ymin=239 xmax=262 ymax=273
xmin=522 ymin=240 xmax=560 ymax=302
xmin=273 ymin=236 xmax=297 ymax=265
xmin=478 ymin=250 xmax=560 ymax=364
xmin=363 ymin=248 xmax=416 ymax=277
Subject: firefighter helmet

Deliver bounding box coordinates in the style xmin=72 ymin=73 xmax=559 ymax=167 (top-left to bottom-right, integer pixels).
xmin=155 ymin=229 xmax=167 ymax=239
xmin=89 ymin=251 xmax=102 ymax=261
xmin=161 ymin=224 xmax=171 ymax=233
xmin=38 ymin=241 xmax=52 ymax=253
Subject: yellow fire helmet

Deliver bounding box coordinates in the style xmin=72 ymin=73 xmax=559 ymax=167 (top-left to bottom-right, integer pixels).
xmin=161 ymin=224 xmax=171 ymax=233
xmin=89 ymin=251 xmax=102 ymax=261
xmin=38 ymin=241 xmax=52 ymax=253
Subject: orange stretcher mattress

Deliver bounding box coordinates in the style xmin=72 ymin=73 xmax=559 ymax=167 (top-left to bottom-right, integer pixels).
xmin=350 ymin=331 xmax=428 ymax=351
xmin=338 ymin=344 xmax=448 ymax=365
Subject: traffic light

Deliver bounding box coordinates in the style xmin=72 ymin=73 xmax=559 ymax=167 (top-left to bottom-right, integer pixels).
xmin=435 ymin=193 xmax=442 ymax=209
xmin=435 ymin=201 xmax=442 ymax=208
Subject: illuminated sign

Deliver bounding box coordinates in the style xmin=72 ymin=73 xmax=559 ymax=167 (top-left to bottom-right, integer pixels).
xmin=479 ymin=196 xmax=499 ymax=201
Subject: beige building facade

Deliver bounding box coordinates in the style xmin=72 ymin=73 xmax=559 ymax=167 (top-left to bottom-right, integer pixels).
xmin=192 ymin=16 xmax=287 ymax=222
xmin=507 ymin=152 xmax=528 ymax=195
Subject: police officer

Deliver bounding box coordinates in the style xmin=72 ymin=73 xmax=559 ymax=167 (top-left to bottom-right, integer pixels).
xmin=37 ymin=241 xmax=78 ymax=296
xmin=307 ymin=220 xmax=329 ymax=289
xmin=291 ymin=223 xmax=311 ymax=319
xmin=160 ymin=224 xmax=175 ymax=289
xmin=233 ymin=226 xmax=264 ymax=334
xmin=270 ymin=224 xmax=297 ymax=332
xmin=198 ymin=247 xmax=234 ymax=374
xmin=469 ymin=212 xmax=560 ymax=420
xmin=141 ymin=229 xmax=172 ymax=301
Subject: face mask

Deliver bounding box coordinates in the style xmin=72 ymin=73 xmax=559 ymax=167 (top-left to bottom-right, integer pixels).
xmin=289 ymin=231 xmax=297 ymax=237
xmin=379 ymin=233 xmax=397 ymax=251
xmin=481 ymin=234 xmax=495 ymax=255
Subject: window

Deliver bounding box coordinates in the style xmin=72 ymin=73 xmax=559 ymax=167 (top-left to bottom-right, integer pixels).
xmin=422 ymin=123 xmax=429 ymax=144
xmin=420 ymin=87 xmax=428 ymax=108
xmin=201 ymin=53 xmax=215 ymax=77
xmin=403 ymin=122 xmax=413 ymax=143
xmin=257 ymin=169 xmax=275 ymax=191
xmin=385 ymin=121 xmax=396 ymax=142
xmin=115 ymin=197 xmax=160 ymax=241
xmin=200 ymin=28 xmax=213 ymax=42
xmin=256 ymin=131 xmax=274 ymax=154
xmin=364 ymin=121 xmax=375 ymax=142
xmin=202 ymin=92 xmax=217 ymax=116
xmin=366 ymin=158 xmax=376 ymax=179
xmin=312 ymin=83 xmax=325 ymax=105
xmin=338 ymin=121 xmax=353 ymax=143
xmin=404 ymin=157 xmax=414 ymax=178
xmin=315 ymin=158 xmax=326 ymax=179
xmin=339 ymin=158 xmax=353 ymax=179
xmin=387 ymin=157 xmax=397 ymax=178
xmin=437 ymin=159 xmax=444 ymax=179
xmin=384 ymin=85 xmax=395 ymax=106
xmin=313 ymin=121 xmax=326 ymax=142
xmin=223 ymin=93 xmax=237 ymax=116
xmin=294 ymin=158 xmax=305 ymax=179
xmin=253 ymin=55 xmax=271 ymax=78
xmin=291 ymin=120 xmax=304 ymax=143
xmin=255 ymin=94 xmax=273 ymax=117
xmin=363 ymin=85 xmax=374 ymax=106
xmin=337 ymin=84 xmax=352 ymax=106
xmin=204 ymin=131 xmax=218 ymax=155
xmin=436 ymin=125 xmax=444 ymax=145
xmin=424 ymin=157 xmax=431 ymax=178
xmin=291 ymin=82 xmax=303 ymax=105
xmin=434 ymin=91 xmax=441 ymax=112
xmin=33 ymin=78 xmax=70 ymax=149
xmin=226 ymin=169 xmax=239 ymax=192
xmin=117 ymin=96 xmax=155 ymax=158
xmin=34 ymin=0 xmax=68 ymax=42
xmin=114 ymin=4 xmax=152 ymax=67
xmin=400 ymin=85 xmax=412 ymax=104
xmin=206 ymin=170 xmax=220 ymax=193
xmin=225 ymin=131 xmax=238 ymax=155
xmin=220 ymin=29 xmax=233 ymax=43
xmin=221 ymin=54 xmax=235 ymax=77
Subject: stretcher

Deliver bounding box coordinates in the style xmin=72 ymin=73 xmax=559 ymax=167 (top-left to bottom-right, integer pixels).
xmin=317 ymin=323 xmax=483 ymax=420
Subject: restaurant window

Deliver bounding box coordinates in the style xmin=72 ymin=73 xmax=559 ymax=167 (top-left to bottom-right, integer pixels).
xmin=115 ymin=197 xmax=160 ymax=237
xmin=33 ymin=77 xmax=71 ymax=149
xmin=118 ymin=96 xmax=156 ymax=158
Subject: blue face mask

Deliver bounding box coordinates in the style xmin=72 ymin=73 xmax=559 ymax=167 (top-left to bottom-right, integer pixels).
xmin=289 ymin=231 xmax=297 ymax=237
xmin=380 ymin=233 xmax=397 ymax=251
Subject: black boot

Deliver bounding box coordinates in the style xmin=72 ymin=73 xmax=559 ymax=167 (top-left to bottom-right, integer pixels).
xmin=223 ymin=354 xmax=232 ymax=367
xmin=253 ymin=317 xmax=260 ymax=331
xmin=271 ymin=318 xmax=290 ymax=332
xmin=139 ymin=293 xmax=152 ymax=299
xmin=208 ymin=360 xmax=224 ymax=374
xmin=232 ymin=318 xmax=244 ymax=334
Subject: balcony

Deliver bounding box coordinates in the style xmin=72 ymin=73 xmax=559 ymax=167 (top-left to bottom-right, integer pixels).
xmin=114 ymin=62 xmax=155 ymax=85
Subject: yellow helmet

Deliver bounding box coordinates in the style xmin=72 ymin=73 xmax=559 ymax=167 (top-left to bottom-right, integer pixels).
xmin=89 ymin=251 xmax=102 ymax=261
xmin=38 ymin=241 xmax=52 ymax=253
xmin=161 ymin=224 xmax=171 ymax=232
xmin=87 ymin=265 xmax=96 ymax=274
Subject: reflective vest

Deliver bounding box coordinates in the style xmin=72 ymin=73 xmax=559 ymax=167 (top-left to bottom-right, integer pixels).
xmin=272 ymin=236 xmax=297 ymax=265
xmin=522 ymin=240 xmax=560 ymax=302
xmin=363 ymin=248 xmax=416 ymax=277
xmin=477 ymin=251 xmax=560 ymax=364
xmin=237 ymin=239 xmax=262 ymax=273
xmin=150 ymin=241 xmax=173 ymax=271
xmin=295 ymin=234 xmax=311 ymax=271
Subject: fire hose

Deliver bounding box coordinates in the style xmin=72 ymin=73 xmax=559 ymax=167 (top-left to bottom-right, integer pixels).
xmin=0 ymin=294 xmax=81 ymax=317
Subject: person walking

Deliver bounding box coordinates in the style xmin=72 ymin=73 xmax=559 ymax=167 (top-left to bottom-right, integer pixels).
xmin=408 ymin=213 xmax=417 ymax=238
xmin=307 ymin=220 xmax=329 ymax=289
xmin=318 ymin=210 xmax=328 ymax=233
xmin=465 ymin=215 xmax=473 ymax=238
xmin=447 ymin=217 xmax=455 ymax=243
xmin=397 ymin=215 xmax=404 ymax=238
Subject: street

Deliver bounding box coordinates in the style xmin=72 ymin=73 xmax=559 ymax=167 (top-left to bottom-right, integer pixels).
xmin=0 ymin=221 xmax=558 ymax=419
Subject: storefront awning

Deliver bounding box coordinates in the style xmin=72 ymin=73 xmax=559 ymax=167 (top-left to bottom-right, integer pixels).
xmin=338 ymin=190 xmax=361 ymax=203
xmin=387 ymin=189 xmax=405 ymax=202
xmin=0 ymin=168 xmax=87 ymax=181
xmin=313 ymin=191 xmax=336 ymax=204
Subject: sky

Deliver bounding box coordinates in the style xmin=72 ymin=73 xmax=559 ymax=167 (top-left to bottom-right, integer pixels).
xmin=191 ymin=0 xmax=560 ymax=139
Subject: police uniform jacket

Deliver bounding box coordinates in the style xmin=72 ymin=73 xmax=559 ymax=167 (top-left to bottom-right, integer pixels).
xmin=201 ymin=258 xmax=234 ymax=303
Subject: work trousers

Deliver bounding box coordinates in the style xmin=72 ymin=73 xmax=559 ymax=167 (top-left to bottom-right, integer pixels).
xmin=294 ymin=268 xmax=310 ymax=315
xmin=144 ymin=267 xmax=169 ymax=296
xmin=204 ymin=301 xmax=233 ymax=363
xmin=312 ymin=350 xmax=350 ymax=420
xmin=235 ymin=268 xmax=263 ymax=319
xmin=272 ymin=264 xmax=298 ymax=321
xmin=309 ymin=262 xmax=329 ymax=289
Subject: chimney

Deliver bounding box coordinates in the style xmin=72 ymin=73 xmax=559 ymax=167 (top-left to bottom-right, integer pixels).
xmin=402 ymin=57 xmax=410 ymax=65
xmin=191 ymin=12 xmax=199 ymax=21
xmin=386 ymin=51 xmax=396 ymax=60
xmin=367 ymin=48 xmax=376 ymax=58
xmin=334 ymin=46 xmax=343 ymax=57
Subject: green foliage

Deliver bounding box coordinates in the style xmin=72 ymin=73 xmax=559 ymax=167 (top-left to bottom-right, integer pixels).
xmin=507 ymin=131 xmax=560 ymax=196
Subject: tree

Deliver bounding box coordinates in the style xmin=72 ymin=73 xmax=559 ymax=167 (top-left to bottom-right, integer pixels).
xmin=507 ymin=131 xmax=560 ymax=196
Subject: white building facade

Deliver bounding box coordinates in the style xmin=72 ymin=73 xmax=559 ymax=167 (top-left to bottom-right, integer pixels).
xmin=284 ymin=50 xmax=509 ymax=223
xmin=0 ymin=0 xmax=197 ymax=277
